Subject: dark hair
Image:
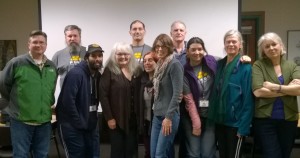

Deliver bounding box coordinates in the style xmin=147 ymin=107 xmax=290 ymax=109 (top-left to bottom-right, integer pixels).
xmin=187 ymin=37 xmax=208 ymax=53
xmin=130 ymin=20 xmax=145 ymax=30
xmin=29 ymin=30 xmax=47 ymax=41
xmin=152 ymin=34 xmax=174 ymax=55
xmin=143 ymin=51 xmax=159 ymax=63
xmin=64 ymin=25 xmax=82 ymax=36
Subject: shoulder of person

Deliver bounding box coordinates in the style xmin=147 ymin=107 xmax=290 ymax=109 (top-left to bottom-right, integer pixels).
xmin=54 ymin=47 xmax=66 ymax=55
xmin=145 ymin=44 xmax=152 ymax=49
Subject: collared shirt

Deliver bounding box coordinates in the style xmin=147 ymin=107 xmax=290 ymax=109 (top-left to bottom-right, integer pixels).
xmin=29 ymin=51 xmax=47 ymax=70
xmin=173 ymin=41 xmax=187 ymax=66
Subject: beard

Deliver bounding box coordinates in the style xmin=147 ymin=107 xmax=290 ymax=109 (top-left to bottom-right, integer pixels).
xmin=89 ymin=61 xmax=103 ymax=71
xmin=68 ymin=43 xmax=81 ymax=55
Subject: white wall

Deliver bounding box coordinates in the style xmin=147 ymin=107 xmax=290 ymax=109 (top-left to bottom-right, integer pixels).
xmin=41 ymin=0 xmax=239 ymax=62
xmin=40 ymin=0 xmax=239 ymax=108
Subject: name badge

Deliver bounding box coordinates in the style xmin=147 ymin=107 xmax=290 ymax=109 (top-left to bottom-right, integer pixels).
xmin=199 ymin=100 xmax=209 ymax=107
xmin=89 ymin=105 xmax=97 ymax=112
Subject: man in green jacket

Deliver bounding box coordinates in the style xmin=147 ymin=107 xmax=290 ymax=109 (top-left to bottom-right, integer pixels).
xmin=0 ymin=30 xmax=57 ymax=158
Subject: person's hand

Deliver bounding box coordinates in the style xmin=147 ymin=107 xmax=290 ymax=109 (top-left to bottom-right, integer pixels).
xmin=263 ymin=81 xmax=280 ymax=91
xmin=162 ymin=118 xmax=172 ymax=136
xmin=289 ymin=79 xmax=300 ymax=85
xmin=192 ymin=128 xmax=201 ymax=136
xmin=107 ymin=119 xmax=116 ymax=129
xmin=240 ymin=55 xmax=251 ymax=63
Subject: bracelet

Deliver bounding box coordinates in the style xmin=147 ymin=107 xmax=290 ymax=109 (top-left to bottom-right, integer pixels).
xmin=277 ymin=85 xmax=281 ymax=93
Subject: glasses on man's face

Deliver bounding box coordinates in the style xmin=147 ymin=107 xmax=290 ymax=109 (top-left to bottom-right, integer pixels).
xmin=116 ymin=52 xmax=130 ymax=57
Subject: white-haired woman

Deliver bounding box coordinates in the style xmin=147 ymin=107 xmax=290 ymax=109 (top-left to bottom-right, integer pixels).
xmin=252 ymin=32 xmax=300 ymax=158
xmin=99 ymin=42 xmax=142 ymax=158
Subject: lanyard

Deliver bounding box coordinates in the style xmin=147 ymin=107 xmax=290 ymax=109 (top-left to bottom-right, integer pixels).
xmin=196 ymin=65 xmax=205 ymax=99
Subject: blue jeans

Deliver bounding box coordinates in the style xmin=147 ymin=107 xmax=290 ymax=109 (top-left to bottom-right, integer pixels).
xmin=10 ymin=118 xmax=51 ymax=158
xmin=181 ymin=116 xmax=217 ymax=158
xmin=58 ymin=122 xmax=100 ymax=158
xmin=254 ymin=118 xmax=297 ymax=158
xmin=150 ymin=113 xmax=179 ymax=158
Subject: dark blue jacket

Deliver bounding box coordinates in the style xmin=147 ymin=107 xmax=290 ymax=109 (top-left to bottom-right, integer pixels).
xmin=56 ymin=61 xmax=101 ymax=130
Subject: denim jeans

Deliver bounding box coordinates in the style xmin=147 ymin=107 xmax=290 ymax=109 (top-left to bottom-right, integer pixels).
xmin=181 ymin=116 xmax=217 ymax=158
xmin=150 ymin=113 xmax=179 ymax=158
xmin=58 ymin=122 xmax=100 ymax=158
xmin=253 ymin=118 xmax=297 ymax=158
xmin=10 ymin=118 xmax=51 ymax=158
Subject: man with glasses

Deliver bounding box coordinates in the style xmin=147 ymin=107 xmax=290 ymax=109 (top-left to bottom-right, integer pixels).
xmin=0 ymin=30 xmax=57 ymax=158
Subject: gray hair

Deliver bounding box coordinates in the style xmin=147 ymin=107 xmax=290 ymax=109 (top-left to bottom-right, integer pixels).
xmin=223 ymin=29 xmax=244 ymax=53
xmin=257 ymin=32 xmax=286 ymax=59
xmin=170 ymin=20 xmax=186 ymax=30
xmin=104 ymin=42 xmax=141 ymax=76
xmin=64 ymin=25 xmax=82 ymax=36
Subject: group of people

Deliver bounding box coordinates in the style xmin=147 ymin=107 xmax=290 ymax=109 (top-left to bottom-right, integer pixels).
xmin=0 ymin=19 xmax=299 ymax=158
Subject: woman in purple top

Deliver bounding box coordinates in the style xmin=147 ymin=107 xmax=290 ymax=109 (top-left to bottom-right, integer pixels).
xmin=181 ymin=37 xmax=217 ymax=158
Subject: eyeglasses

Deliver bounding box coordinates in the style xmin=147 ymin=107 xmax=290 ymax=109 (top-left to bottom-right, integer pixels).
xmin=116 ymin=53 xmax=130 ymax=57
xmin=155 ymin=45 xmax=167 ymax=50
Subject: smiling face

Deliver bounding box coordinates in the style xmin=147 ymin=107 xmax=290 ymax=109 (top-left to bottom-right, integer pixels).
xmin=224 ymin=35 xmax=242 ymax=57
xmin=28 ymin=35 xmax=47 ymax=56
xmin=258 ymin=32 xmax=286 ymax=59
xmin=262 ymin=40 xmax=282 ymax=60
xmin=187 ymin=43 xmax=205 ymax=65
xmin=87 ymin=51 xmax=103 ymax=72
xmin=143 ymin=53 xmax=157 ymax=74
xmin=115 ymin=51 xmax=131 ymax=67
xmin=129 ymin=22 xmax=145 ymax=43
xmin=154 ymin=41 xmax=169 ymax=60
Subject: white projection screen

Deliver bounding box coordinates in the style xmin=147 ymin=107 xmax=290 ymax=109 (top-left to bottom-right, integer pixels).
xmin=40 ymin=0 xmax=240 ymax=107
xmin=40 ymin=0 xmax=240 ymax=60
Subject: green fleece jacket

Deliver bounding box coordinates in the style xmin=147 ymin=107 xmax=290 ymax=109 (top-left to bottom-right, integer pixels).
xmin=252 ymin=58 xmax=300 ymax=121
xmin=0 ymin=53 xmax=57 ymax=124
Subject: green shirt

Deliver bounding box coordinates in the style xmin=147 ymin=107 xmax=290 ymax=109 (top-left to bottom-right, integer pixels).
xmin=252 ymin=58 xmax=300 ymax=121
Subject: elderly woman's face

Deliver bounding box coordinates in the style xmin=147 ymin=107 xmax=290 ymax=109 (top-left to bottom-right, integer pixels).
xmin=224 ymin=35 xmax=242 ymax=56
xmin=115 ymin=50 xmax=131 ymax=67
xmin=262 ymin=40 xmax=281 ymax=60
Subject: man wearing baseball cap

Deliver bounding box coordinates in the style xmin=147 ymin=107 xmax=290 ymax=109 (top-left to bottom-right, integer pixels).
xmin=56 ymin=44 xmax=104 ymax=157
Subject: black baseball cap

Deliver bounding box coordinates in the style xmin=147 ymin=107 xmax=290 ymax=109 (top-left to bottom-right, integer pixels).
xmin=87 ymin=44 xmax=104 ymax=54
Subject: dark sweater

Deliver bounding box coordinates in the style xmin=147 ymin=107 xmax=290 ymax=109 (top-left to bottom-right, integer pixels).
xmin=56 ymin=61 xmax=100 ymax=130
xmin=99 ymin=67 xmax=141 ymax=134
